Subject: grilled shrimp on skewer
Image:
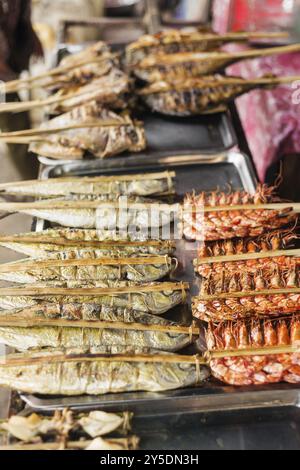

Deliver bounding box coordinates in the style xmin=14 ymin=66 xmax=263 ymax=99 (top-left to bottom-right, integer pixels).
xmin=207 ymin=317 xmax=300 ymax=385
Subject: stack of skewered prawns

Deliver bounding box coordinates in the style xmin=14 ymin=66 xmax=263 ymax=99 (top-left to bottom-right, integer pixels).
xmin=126 ymin=30 xmax=300 ymax=116
xmin=189 ymin=182 xmax=300 ymax=386
xmin=0 ymin=41 xmax=145 ymax=160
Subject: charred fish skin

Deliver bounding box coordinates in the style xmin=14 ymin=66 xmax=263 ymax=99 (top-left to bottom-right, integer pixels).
xmin=0 ymin=325 xmax=191 ymax=353
xmin=140 ymin=77 xmax=253 ymax=116
xmin=0 ymin=360 xmax=208 ymax=395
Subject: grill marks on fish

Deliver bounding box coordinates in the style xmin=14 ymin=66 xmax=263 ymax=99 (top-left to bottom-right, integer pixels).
xmin=139 ymin=75 xmax=291 ymax=116
xmin=28 ymin=103 xmax=146 ymax=160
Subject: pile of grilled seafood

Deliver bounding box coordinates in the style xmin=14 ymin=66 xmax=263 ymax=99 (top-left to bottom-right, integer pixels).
xmin=191 ymin=184 xmax=300 ymax=386
xmin=1 ymin=32 xmax=300 ymax=157
xmin=0 ymin=409 xmax=139 ymax=451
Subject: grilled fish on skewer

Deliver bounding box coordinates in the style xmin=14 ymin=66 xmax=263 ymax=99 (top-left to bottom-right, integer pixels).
xmin=0 ymin=229 xmax=175 ymax=259
xmin=22 ymin=103 xmax=145 ymax=160
xmin=4 ymin=41 xmax=112 ymax=93
xmin=134 ymin=45 xmax=300 ymax=82
xmin=0 ymin=199 xmax=177 ymax=229
xmin=0 ymin=352 xmax=208 ymax=395
xmin=0 ymin=282 xmax=188 ymax=315
xmin=0 ymin=172 xmax=175 ymax=198
xmin=125 ymin=30 xmax=289 ymax=65
xmin=207 ymin=317 xmax=300 ymax=385
xmin=2 ymin=69 xmax=132 ymax=115
xmin=0 ymin=255 xmax=175 ymax=283
xmin=193 ymin=293 xmax=300 ymax=322
xmin=140 ymin=75 xmax=300 ymax=117
xmin=0 ymin=312 xmax=192 ymax=353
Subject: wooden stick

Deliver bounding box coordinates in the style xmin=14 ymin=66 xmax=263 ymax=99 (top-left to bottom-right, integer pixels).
xmin=207 ymin=344 xmax=300 ymax=360
xmin=4 ymin=56 xmax=114 ymax=91
xmin=215 ymin=43 xmax=300 ymax=60
xmin=0 ymin=436 xmax=138 ymax=451
xmin=197 ymin=287 xmax=300 ymax=301
xmin=0 ymin=282 xmax=189 ymax=296
xmin=0 ymin=317 xmax=199 ymax=335
xmin=183 ymin=202 xmax=300 ymax=213
xmin=0 ymin=201 xmax=179 ymax=211
xmin=0 ymin=171 xmax=176 ymax=188
xmin=0 ymin=255 xmax=172 ymax=271
xmin=0 ymin=121 xmax=131 ymax=139
xmin=197 ymin=249 xmax=300 ymax=265
xmin=0 ymin=352 xmax=205 ymax=367
xmin=0 ymin=235 xmax=175 ymax=249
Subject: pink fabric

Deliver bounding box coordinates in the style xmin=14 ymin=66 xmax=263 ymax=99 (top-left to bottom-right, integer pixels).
xmin=227 ymin=51 xmax=300 ymax=182
xmin=212 ymin=0 xmax=300 ymax=182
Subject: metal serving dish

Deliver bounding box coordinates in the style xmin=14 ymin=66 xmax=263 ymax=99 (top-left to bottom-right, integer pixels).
xmin=24 ymin=149 xmax=297 ymax=415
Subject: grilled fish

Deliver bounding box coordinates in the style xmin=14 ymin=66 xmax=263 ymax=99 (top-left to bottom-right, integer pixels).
xmin=0 ymin=229 xmax=175 ymax=259
xmin=0 ymin=255 xmax=175 ymax=283
xmin=0 ymin=313 xmax=191 ymax=353
xmin=0 ymin=172 xmax=175 ymax=198
xmin=125 ymin=30 xmax=288 ymax=65
xmin=51 ymin=69 xmax=131 ymax=113
xmin=0 ymin=353 xmax=208 ymax=395
xmin=60 ymin=42 xmax=111 ymax=68
xmin=140 ymin=75 xmax=297 ymax=117
xmin=0 ymin=281 xmax=188 ymax=315
xmin=29 ymin=103 xmax=146 ymax=160
xmin=133 ymin=45 xmax=300 ymax=82
xmin=1 ymin=198 xmax=177 ymax=229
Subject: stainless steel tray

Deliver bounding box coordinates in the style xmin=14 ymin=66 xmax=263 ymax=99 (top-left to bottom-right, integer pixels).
xmin=24 ymin=149 xmax=300 ymax=416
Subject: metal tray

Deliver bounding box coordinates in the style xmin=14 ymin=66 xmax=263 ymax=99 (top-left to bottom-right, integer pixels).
xmin=24 ymin=149 xmax=298 ymax=416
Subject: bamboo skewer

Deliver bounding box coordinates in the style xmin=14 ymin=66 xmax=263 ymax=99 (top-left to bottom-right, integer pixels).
xmin=0 ymin=121 xmax=131 ymax=137
xmin=197 ymin=287 xmax=300 ymax=301
xmin=0 ymin=255 xmax=173 ymax=271
xmin=4 ymin=56 xmax=114 ymax=93
xmin=0 ymin=317 xmax=200 ymax=335
xmin=0 ymin=235 xmax=175 ymax=248
xmin=0 ymin=282 xmax=189 ymax=296
xmin=197 ymin=249 xmax=300 ymax=265
xmin=184 ymin=202 xmax=300 ymax=213
xmin=0 ymin=352 xmax=205 ymax=367
xmin=0 ymin=437 xmax=139 ymax=451
xmin=206 ymin=43 xmax=300 ymax=61
xmin=0 ymin=201 xmax=179 ymax=211
xmin=0 ymin=171 xmax=176 ymax=188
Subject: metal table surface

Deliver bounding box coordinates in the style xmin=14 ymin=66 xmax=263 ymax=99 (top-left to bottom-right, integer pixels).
xmin=132 ymin=406 xmax=300 ymax=450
